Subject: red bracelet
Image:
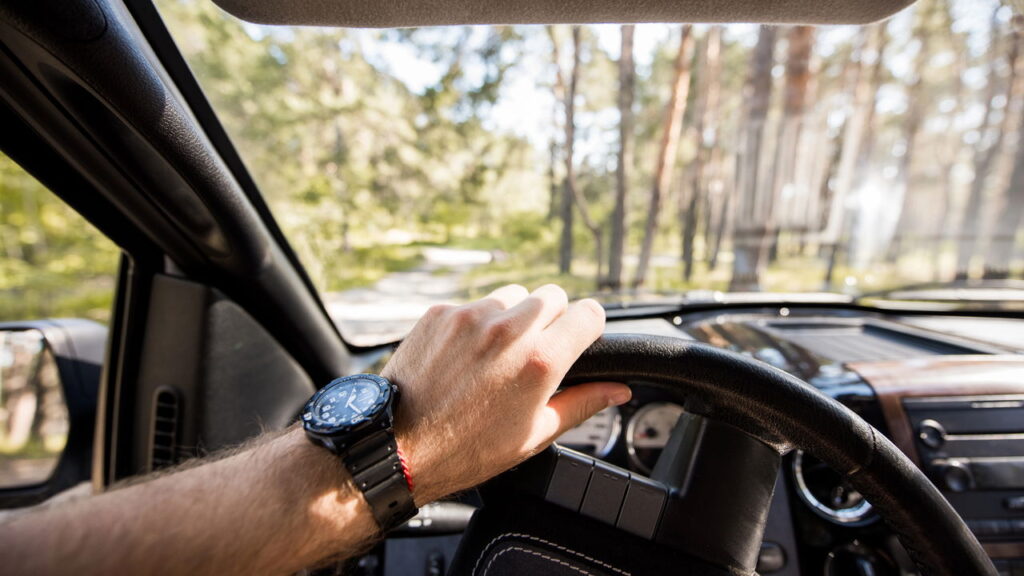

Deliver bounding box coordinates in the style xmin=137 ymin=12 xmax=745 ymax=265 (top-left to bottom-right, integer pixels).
xmin=396 ymin=447 xmax=414 ymax=492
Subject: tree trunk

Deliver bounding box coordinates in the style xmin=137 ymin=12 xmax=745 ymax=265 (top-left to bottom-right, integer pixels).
xmin=547 ymin=137 xmax=559 ymax=221
xmin=729 ymin=26 xmax=777 ymax=291
xmin=842 ymin=24 xmax=889 ymax=266
xmin=634 ymin=25 xmax=695 ymax=288
xmin=559 ymin=27 xmax=605 ymax=284
xmin=932 ymin=6 xmax=966 ymax=280
xmin=764 ymin=26 xmax=815 ymax=264
xmin=681 ymin=27 xmax=723 ymax=282
xmin=956 ymin=17 xmax=1018 ymax=279
xmin=608 ymin=25 xmax=635 ymax=291
xmin=886 ymin=3 xmax=937 ymax=262
xmin=982 ymin=108 xmax=1024 ymax=279
xmin=549 ymin=26 xmax=574 ymax=274
xmin=708 ymin=183 xmax=731 ymax=270
xmin=559 ymin=172 xmax=574 ymax=274
xmin=819 ymin=25 xmax=886 ymax=289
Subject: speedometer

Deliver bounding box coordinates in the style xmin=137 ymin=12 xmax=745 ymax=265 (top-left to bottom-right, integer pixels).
xmin=556 ymin=406 xmax=621 ymax=457
xmin=626 ymin=402 xmax=685 ymax=473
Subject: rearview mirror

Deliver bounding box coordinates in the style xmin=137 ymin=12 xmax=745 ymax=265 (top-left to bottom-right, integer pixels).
xmin=0 ymin=320 xmax=106 ymax=508
xmin=0 ymin=329 xmax=67 ymax=488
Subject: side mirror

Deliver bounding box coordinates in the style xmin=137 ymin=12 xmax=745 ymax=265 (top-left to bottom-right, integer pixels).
xmin=0 ymin=320 xmax=106 ymax=508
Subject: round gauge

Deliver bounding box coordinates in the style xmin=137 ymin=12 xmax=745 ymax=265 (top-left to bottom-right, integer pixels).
xmin=792 ymin=450 xmax=875 ymax=525
xmin=626 ymin=402 xmax=685 ymax=473
xmin=556 ymin=406 xmax=621 ymax=457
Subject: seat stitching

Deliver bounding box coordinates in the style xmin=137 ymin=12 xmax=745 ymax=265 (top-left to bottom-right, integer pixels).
xmin=471 ymin=532 xmax=631 ymax=575
xmin=482 ymin=546 xmax=597 ymax=576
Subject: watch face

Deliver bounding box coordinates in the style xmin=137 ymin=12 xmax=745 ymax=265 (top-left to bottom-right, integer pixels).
xmin=304 ymin=376 xmax=388 ymax=430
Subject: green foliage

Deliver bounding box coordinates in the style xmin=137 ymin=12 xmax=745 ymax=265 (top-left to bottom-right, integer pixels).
xmin=0 ymin=154 xmax=119 ymax=323
xmin=323 ymin=245 xmax=425 ymax=292
xmin=156 ymin=1 xmax=540 ymax=291
xmin=5 ymin=0 xmax=1014 ymax=347
xmin=151 ymin=1 xmax=1024 ymax=307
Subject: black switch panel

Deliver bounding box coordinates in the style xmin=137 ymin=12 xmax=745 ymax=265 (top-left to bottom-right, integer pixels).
xmin=543 ymin=447 xmax=670 ymax=541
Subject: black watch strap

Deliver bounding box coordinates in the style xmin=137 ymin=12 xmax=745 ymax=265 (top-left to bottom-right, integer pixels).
xmin=344 ymin=430 xmax=417 ymax=531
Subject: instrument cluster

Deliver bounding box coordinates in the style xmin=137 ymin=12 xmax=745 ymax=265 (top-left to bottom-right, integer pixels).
xmin=556 ymin=385 xmax=686 ymax=474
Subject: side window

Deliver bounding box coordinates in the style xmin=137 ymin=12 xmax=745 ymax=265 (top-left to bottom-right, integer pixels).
xmin=0 ymin=151 xmax=119 ymax=496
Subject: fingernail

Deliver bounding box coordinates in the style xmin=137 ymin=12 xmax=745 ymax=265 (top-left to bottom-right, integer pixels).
xmin=608 ymin=391 xmax=631 ymax=406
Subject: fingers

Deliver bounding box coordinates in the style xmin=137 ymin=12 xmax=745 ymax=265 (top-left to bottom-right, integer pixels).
xmin=474 ymin=284 xmax=529 ymax=311
xmin=499 ymin=284 xmax=570 ymax=333
xmin=529 ymin=382 xmax=632 ymax=447
xmin=540 ymin=298 xmax=606 ymax=368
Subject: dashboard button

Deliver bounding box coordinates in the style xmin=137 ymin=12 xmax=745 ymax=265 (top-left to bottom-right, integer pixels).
xmin=545 ymin=449 xmax=594 ymax=512
xmin=616 ymin=474 xmax=667 ymax=540
xmin=756 ymin=542 xmax=786 ymax=574
xmin=1006 ymin=495 xmax=1024 ymax=511
xmin=580 ymin=460 xmax=629 ymax=525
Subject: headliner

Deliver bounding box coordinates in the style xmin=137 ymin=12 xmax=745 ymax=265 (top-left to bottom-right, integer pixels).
xmin=209 ymin=0 xmax=918 ymax=28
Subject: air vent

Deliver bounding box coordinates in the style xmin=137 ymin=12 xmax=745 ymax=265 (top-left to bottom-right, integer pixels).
xmin=792 ymin=450 xmax=875 ymax=525
xmin=151 ymin=388 xmax=180 ymax=470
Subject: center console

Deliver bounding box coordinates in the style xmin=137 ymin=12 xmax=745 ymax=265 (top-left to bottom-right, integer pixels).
xmin=851 ymin=357 xmax=1024 ymax=575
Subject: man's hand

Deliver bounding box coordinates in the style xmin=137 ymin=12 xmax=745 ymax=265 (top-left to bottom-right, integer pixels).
xmin=384 ymin=284 xmax=632 ymax=505
xmin=0 ymin=284 xmax=628 ymax=575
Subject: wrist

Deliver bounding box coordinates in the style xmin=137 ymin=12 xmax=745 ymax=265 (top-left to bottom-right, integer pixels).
xmin=394 ymin=428 xmax=431 ymax=507
xmin=273 ymin=428 xmax=379 ymax=546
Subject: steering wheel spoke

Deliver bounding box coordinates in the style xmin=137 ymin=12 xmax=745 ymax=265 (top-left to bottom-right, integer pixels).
xmin=652 ymin=414 xmax=780 ymax=571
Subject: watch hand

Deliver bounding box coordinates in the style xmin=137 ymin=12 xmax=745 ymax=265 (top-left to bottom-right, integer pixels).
xmin=346 ymin=395 xmax=358 ymax=411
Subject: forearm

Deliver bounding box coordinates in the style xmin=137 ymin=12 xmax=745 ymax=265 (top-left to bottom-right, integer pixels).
xmin=0 ymin=285 xmax=624 ymax=574
xmin=0 ymin=426 xmax=377 ymax=575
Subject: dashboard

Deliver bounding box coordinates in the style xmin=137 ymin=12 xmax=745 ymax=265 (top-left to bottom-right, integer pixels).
xmin=374 ymin=307 xmax=1024 ymax=576
xmin=561 ymin=308 xmax=1024 ymax=576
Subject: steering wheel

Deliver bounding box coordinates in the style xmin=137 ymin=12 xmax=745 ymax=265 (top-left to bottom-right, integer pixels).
xmin=450 ymin=334 xmax=995 ymax=576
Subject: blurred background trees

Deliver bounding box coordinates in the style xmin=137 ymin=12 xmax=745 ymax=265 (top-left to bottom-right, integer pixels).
xmin=1 ymin=0 xmax=1022 ymax=324
xmin=0 ymin=155 xmax=119 ymax=322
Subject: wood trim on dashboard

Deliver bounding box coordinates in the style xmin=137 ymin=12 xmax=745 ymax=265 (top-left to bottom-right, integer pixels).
xmin=848 ymin=356 xmax=1024 ymax=466
xmin=983 ymin=541 xmax=1024 ymax=559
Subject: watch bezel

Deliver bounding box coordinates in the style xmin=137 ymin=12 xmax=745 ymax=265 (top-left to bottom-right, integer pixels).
xmin=302 ymin=374 xmax=394 ymax=438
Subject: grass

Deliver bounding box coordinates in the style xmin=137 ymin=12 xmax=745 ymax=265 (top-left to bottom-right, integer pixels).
xmin=0 ymin=436 xmax=65 ymax=458
xmin=464 ymin=259 xmax=598 ymax=300
xmin=321 ymin=244 xmax=425 ymax=292
xmin=460 ymin=245 xmax=964 ymax=303
xmin=0 ymin=276 xmax=116 ymax=324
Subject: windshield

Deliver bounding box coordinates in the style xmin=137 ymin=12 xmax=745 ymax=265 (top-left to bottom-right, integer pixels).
xmin=156 ymin=0 xmax=1023 ymax=344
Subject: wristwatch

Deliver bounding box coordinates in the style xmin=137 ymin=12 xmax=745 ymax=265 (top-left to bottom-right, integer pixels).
xmin=301 ymin=374 xmax=418 ymax=532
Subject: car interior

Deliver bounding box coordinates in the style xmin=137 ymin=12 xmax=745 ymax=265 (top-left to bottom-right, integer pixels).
xmin=1 ymin=0 xmax=1023 ymax=575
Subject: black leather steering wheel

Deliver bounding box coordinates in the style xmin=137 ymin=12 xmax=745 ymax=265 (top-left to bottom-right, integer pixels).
xmin=451 ymin=335 xmax=996 ymax=576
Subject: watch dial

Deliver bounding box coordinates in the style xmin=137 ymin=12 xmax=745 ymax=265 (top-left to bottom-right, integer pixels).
xmin=309 ymin=379 xmax=383 ymax=427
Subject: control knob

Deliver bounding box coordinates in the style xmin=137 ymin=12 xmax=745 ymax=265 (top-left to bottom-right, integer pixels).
xmin=933 ymin=460 xmax=973 ymax=493
xmin=917 ymin=419 xmax=946 ymax=450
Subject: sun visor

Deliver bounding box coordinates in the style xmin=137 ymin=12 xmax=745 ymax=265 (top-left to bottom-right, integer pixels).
xmin=208 ymin=0 xmax=916 ymax=28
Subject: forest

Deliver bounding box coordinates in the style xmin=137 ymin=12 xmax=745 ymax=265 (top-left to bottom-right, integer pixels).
xmin=1 ymin=0 xmax=1023 ymax=325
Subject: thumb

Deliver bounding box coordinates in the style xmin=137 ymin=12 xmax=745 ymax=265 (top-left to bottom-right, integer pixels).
xmin=533 ymin=382 xmax=632 ymax=447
